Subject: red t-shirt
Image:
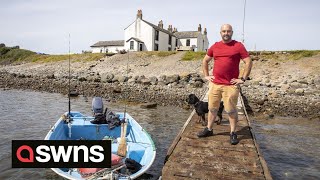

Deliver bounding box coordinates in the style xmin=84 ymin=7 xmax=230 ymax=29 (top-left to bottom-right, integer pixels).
xmin=207 ymin=40 xmax=249 ymax=85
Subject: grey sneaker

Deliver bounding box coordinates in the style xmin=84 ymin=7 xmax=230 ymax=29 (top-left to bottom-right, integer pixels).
xmin=197 ymin=127 xmax=213 ymax=138
xmin=230 ymin=132 xmax=239 ymax=145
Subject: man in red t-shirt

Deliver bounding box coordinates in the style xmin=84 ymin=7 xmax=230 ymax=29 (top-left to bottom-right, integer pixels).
xmin=197 ymin=24 xmax=252 ymax=145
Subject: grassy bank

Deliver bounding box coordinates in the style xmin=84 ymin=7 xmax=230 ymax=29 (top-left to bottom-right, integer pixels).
xmin=138 ymin=51 xmax=177 ymax=57
xmin=0 ymin=46 xmax=105 ymax=65
xmin=181 ymin=51 xmax=206 ymax=61
xmin=1 ymin=46 xmax=319 ymax=65
xmin=249 ymin=50 xmax=320 ymax=61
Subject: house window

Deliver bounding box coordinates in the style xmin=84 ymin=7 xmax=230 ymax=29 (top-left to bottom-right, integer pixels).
xmin=154 ymin=43 xmax=158 ymax=51
xmin=203 ymin=40 xmax=205 ymax=50
xmin=176 ymin=39 xmax=178 ymax=47
xmin=130 ymin=41 xmax=134 ymax=50
xmin=168 ymin=35 xmax=172 ymax=45
xmin=155 ymin=30 xmax=159 ymax=41
xmin=186 ymin=39 xmax=190 ymax=46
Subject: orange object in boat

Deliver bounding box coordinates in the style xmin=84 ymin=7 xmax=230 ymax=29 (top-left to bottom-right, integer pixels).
xmin=78 ymin=154 xmax=122 ymax=174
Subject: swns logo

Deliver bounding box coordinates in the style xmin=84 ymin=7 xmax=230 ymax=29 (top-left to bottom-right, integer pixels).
xmin=12 ymin=140 xmax=111 ymax=168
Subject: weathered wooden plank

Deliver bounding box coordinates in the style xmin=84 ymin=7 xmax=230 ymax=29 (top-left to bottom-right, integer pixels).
xmin=163 ymin=161 xmax=265 ymax=180
xmin=162 ymin=93 xmax=271 ymax=180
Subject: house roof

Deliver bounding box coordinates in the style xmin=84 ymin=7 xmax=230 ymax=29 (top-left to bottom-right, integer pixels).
xmin=90 ymin=40 xmax=124 ymax=47
xmin=126 ymin=37 xmax=144 ymax=43
xmin=141 ymin=19 xmax=176 ymax=37
xmin=174 ymin=31 xmax=201 ymax=39
xmin=125 ymin=18 xmax=177 ymax=37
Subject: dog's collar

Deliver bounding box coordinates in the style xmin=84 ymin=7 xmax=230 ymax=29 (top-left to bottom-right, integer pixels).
xmin=195 ymin=101 xmax=200 ymax=106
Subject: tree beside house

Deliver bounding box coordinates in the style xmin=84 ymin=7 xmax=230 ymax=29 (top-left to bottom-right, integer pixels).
xmin=90 ymin=10 xmax=209 ymax=53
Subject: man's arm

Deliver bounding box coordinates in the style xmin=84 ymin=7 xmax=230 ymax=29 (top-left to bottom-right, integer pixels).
xmin=230 ymin=56 xmax=252 ymax=85
xmin=242 ymin=56 xmax=252 ymax=80
xmin=202 ymin=55 xmax=214 ymax=81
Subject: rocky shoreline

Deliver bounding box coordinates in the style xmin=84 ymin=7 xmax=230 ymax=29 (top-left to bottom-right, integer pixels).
xmin=0 ymin=52 xmax=319 ymax=119
xmin=0 ymin=71 xmax=207 ymax=108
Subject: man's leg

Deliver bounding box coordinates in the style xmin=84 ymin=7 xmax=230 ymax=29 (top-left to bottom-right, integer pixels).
xmin=227 ymin=111 xmax=238 ymax=133
xmin=207 ymin=109 xmax=218 ymax=130
xmin=222 ymin=85 xmax=240 ymax=144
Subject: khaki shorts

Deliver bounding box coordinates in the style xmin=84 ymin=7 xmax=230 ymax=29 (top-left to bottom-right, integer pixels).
xmin=208 ymin=83 xmax=240 ymax=113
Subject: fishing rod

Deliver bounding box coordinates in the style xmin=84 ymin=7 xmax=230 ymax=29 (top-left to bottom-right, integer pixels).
xmin=123 ymin=49 xmax=129 ymax=122
xmin=68 ymin=34 xmax=71 ymax=119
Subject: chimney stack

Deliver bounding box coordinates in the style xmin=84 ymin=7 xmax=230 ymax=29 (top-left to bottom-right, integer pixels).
xmin=173 ymin=27 xmax=178 ymax=33
xmin=158 ymin=20 xmax=163 ymax=28
xmin=204 ymin=28 xmax=207 ymax=35
xmin=168 ymin=25 xmax=173 ymax=32
xmin=136 ymin=9 xmax=143 ymax=19
xmin=198 ymin=24 xmax=202 ymax=32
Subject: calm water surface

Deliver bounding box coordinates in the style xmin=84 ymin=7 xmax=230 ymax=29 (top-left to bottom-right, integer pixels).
xmin=0 ymin=89 xmax=319 ymax=180
xmin=252 ymin=115 xmax=320 ymax=180
xmin=0 ymin=89 xmax=189 ymax=179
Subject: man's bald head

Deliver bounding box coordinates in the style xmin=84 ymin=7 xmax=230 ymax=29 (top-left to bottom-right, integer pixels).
xmin=220 ymin=24 xmax=233 ymax=43
xmin=220 ymin=24 xmax=233 ymax=31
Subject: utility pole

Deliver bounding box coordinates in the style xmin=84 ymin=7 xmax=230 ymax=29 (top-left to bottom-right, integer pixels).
xmin=242 ymin=0 xmax=247 ymax=43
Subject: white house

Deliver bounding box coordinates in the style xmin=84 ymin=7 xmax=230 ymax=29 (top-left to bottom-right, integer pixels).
xmin=175 ymin=25 xmax=209 ymax=51
xmin=90 ymin=40 xmax=125 ymax=53
xmin=91 ymin=10 xmax=209 ymax=53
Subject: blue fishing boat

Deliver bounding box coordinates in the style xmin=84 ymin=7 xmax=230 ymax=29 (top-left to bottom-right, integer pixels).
xmin=44 ymin=98 xmax=156 ymax=180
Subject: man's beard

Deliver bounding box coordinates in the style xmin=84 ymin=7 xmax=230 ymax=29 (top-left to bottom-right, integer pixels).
xmin=223 ymin=35 xmax=231 ymax=41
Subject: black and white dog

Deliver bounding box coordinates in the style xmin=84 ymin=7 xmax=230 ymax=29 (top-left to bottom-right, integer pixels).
xmin=186 ymin=94 xmax=224 ymax=126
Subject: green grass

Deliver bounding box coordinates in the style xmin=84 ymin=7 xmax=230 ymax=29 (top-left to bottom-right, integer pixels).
xmin=181 ymin=51 xmax=206 ymax=61
xmin=30 ymin=53 xmax=105 ymax=63
xmin=0 ymin=47 xmax=36 ymax=64
xmin=0 ymin=46 xmax=105 ymax=65
xmin=140 ymin=51 xmax=176 ymax=57
xmin=250 ymin=50 xmax=320 ymax=61
xmin=287 ymin=50 xmax=319 ymax=60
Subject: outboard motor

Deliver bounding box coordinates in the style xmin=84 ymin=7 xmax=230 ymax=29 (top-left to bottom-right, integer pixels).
xmin=90 ymin=97 xmax=107 ymax=124
xmin=92 ymin=97 xmax=104 ymax=115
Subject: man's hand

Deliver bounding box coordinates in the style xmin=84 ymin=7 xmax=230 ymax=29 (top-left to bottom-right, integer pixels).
xmin=204 ymin=76 xmax=215 ymax=82
xmin=230 ymin=78 xmax=244 ymax=85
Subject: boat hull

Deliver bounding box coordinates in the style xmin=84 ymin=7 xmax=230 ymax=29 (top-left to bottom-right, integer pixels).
xmin=45 ymin=111 xmax=156 ymax=180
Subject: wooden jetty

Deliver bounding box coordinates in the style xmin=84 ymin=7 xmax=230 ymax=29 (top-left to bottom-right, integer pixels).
xmin=162 ymin=90 xmax=272 ymax=180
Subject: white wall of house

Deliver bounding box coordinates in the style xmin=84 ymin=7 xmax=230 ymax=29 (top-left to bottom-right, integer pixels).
xmin=172 ymin=36 xmax=177 ymax=51
xmin=107 ymin=46 xmax=125 ymax=53
xmin=92 ymin=47 xmax=106 ymax=53
xmin=203 ymin=36 xmax=209 ymax=51
xmin=124 ymin=18 xmax=177 ymax=52
xmin=196 ymin=34 xmax=209 ymax=51
xmin=178 ymin=35 xmax=208 ymax=52
xmin=91 ymin=46 xmax=125 ymax=53
xmin=197 ymin=34 xmax=204 ymax=51
xmin=179 ymin=38 xmax=198 ymax=49
xmin=157 ymin=31 xmax=168 ymax=51
xmin=154 ymin=30 xmax=176 ymax=51
xmin=125 ymin=18 xmax=154 ymax=51
xmin=127 ymin=40 xmax=144 ymax=51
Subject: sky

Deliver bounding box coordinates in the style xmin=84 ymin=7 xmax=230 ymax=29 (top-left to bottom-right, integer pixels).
xmin=1 ymin=0 xmax=319 ymax=54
